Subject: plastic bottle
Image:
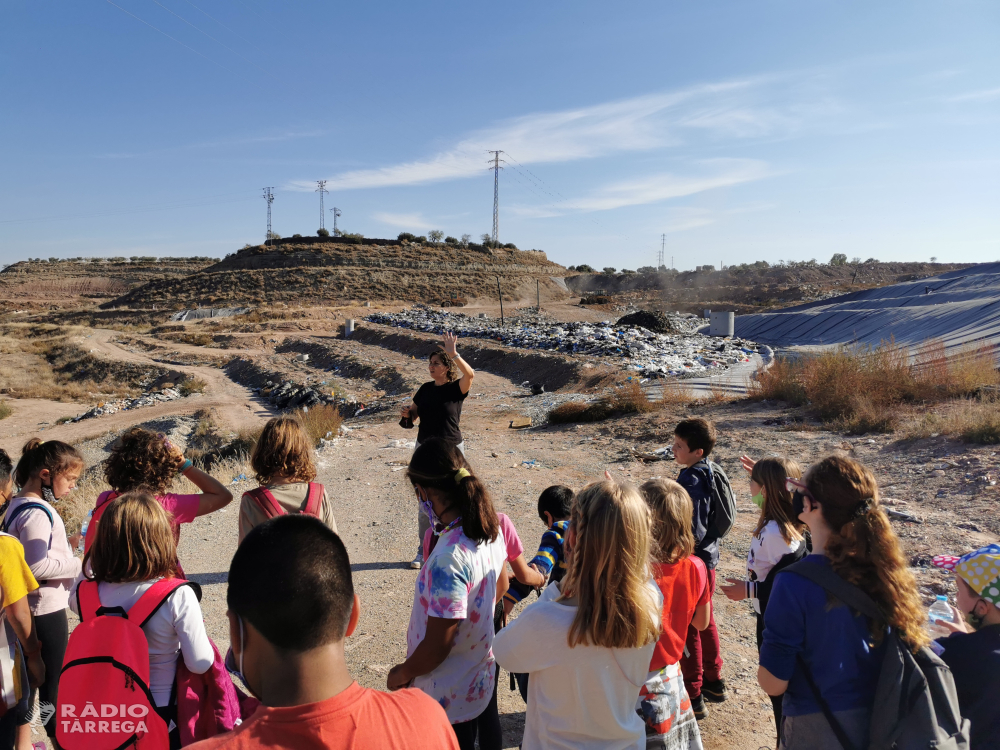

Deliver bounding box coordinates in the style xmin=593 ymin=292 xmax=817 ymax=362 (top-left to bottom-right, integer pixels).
xmin=927 ymin=595 xmax=955 ymax=639
xmin=77 ymin=509 xmax=93 ymax=554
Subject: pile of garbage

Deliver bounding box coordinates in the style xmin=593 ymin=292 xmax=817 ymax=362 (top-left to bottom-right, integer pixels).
xmin=366 ymin=307 xmax=759 ymax=378
xmin=615 ymin=310 xmax=686 ymax=333
xmin=72 ymin=388 xmax=183 ymax=422
xmin=255 ymin=379 xmax=382 ymax=419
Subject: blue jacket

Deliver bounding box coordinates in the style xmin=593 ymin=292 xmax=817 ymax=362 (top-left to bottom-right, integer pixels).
xmin=677 ymin=459 xmax=719 ymax=570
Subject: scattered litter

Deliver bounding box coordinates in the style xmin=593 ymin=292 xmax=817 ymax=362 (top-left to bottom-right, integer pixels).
xmin=628 ymin=446 xmax=675 ymax=462
xmin=886 ymin=509 xmax=922 ymax=523
xmin=509 ymin=417 xmax=532 ymax=429
xmin=71 ymin=388 xmax=183 ymax=422
xmin=230 ymin=473 xmax=248 ymax=485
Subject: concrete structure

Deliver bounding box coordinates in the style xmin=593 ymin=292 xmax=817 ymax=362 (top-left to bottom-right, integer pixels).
xmin=710 ymin=311 xmax=735 ymax=337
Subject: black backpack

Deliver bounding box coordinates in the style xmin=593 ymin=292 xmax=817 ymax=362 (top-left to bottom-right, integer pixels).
xmin=704 ymin=460 xmax=737 ymax=539
xmin=784 ymin=560 xmax=970 ymax=750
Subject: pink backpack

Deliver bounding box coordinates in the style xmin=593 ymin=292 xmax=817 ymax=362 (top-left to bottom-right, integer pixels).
xmin=82 ymin=490 xmax=119 ymax=555
xmin=57 ymin=578 xmax=197 ymax=749
xmin=245 ymin=482 xmax=323 ymax=520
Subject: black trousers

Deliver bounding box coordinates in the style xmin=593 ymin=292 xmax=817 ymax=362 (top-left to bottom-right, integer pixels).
xmin=452 ymin=663 xmax=502 ymax=750
xmin=756 ymin=611 xmax=783 ymax=746
xmin=21 ymin=608 xmax=69 ymax=739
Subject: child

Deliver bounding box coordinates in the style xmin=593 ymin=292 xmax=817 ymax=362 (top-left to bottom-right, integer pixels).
xmin=493 ymin=479 xmax=662 ymax=750
xmin=720 ymin=456 xmax=806 ymax=740
xmin=188 ymin=515 xmax=458 ymax=749
xmin=239 ymin=416 xmax=337 ymax=543
xmin=0 ymin=449 xmax=45 ymax=750
xmin=672 ymin=418 xmax=726 ymax=706
xmin=758 ymin=455 xmax=929 ymax=749
xmin=90 ymin=427 xmax=233 ymax=561
xmin=502 ymin=485 xmax=572 ymax=617
xmin=639 ymin=478 xmax=709 ymax=747
xmin=387 ymin=438 xmax=507 ymax=750
xmin=4 ymin=439 xmax=84 ymax=745
xmin=72 ymin=490 xmax=214 ymax=748
xmin=930 ymin=544 xmax=1000 ymax=749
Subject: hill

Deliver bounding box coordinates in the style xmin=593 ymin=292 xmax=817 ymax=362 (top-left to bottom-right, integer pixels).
xmin=732 ymin=262 xmax=1000 ymax=351
xmin=104 ymin=239 xmax=570 ymax=309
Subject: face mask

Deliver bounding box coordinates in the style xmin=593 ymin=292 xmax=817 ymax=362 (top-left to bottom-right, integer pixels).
xmin=751 ymin=492 xmax=765 ymax=509
xmin=224 ymin=614 xmax=259 ymax=700
xmin=419 ymin=496 xmax=444 ymax=533
xmin=41 ymin=480 xmax=57 ymax=504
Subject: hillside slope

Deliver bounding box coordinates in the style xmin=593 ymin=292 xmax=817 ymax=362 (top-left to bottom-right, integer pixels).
xmin=106 ymin=240 xmax=570 ymax=309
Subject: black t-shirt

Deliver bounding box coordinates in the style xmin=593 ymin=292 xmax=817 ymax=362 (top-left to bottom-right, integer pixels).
xmin=413 ymin=379 xmax=469 ymax=446
xmin=936 ymin=624 xmax=1000 ymax=749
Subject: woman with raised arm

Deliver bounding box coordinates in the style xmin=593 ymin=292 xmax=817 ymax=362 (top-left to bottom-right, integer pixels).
xmin=400 ymin=331 xmax=475 ymax=569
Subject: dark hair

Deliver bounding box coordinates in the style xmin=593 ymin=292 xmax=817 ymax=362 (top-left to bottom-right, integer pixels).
xmin=674 ymin=418 xmax=716 ymax=458
xmin=407 ymin=438 xmax=499 ymax=544
xmin=251 ymin=416 xmax=317 ymax=484
xmin=429 ymin=350 xmax=459 ymax=382
xmin=0 ymin=449 xmax=13 ymax=488
xmin=104 ymin=427 xmax=183 ymax=494
xmin=14 ymin=438 xmax=84 ymax=488
xmin=537 ymin=485 xmax=573 ymax=520
xmin=806 ymin=455 xmax=928 ymax=651
xmin=228 ymin=515 xmax=355 ymax=649
xmin=86 ymin=490 xmax=178 ymax=583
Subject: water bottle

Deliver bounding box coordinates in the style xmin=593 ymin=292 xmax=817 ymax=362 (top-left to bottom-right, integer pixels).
xmin=77 ymin=509 xmax=93 ymax=554
xmin=927 ymin=595 xmax=955 ymax=639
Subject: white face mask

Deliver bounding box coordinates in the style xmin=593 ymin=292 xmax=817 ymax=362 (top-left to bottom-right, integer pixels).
xmin=224 ymin=614 xmax=259 ymax=700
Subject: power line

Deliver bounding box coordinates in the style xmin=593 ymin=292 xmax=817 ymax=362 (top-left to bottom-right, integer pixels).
xmin=315 ymin=180 xmax=328 ymax=230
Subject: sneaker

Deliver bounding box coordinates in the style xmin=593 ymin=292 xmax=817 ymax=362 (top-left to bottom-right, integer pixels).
xmin=410 ymin=552 xmax=422 ymax=570
xmin=690 ymin=693 xmax=708 ymax=721
xmin=703 ymin=678 xmax=728 ymax=703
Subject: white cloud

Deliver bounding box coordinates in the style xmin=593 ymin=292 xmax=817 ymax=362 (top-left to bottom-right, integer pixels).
xmin=288 ymin=74 xmax=828 ymax=192
xmin=371 ymin=211 xmax=434 ymax=230
xmin=948 ymin=87 xmax=1000 ymax=103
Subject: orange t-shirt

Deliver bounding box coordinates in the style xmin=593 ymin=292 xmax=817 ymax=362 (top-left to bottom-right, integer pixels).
xmin=186 ymin=682 xmax=459 ymax=750
xmin=650 ymin=556 xmax=710 ymax=671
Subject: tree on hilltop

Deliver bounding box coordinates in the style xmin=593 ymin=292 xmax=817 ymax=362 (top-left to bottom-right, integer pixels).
xmin=830 ymin=253 xmax=848 ymax=266
xmin=602 ymin=267 xmax=617 ymax=275
xmin=428 ymin=230 xmax=444 ymax=243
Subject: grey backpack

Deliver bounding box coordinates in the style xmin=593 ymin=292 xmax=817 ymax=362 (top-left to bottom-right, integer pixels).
xmin=705 ymin=460 xmax=737 ymax=539
xmin=786 ymin=561 xmax=970 ymax=750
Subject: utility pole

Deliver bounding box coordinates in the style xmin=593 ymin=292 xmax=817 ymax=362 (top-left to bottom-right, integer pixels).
xmin=315 ymin=181 xmax=328 ymax=230
xmin=496 ymin=275 xmax=504 ymax=326
xmin=262 ymin=187 xmax=275 ymax=245
xmin=487 ymin=150 xmax=503 ymax=250
xmin=659 ymin=233 xmax=666 ymax=270
xmin=329 ymin=207 xmax=341 ymax=235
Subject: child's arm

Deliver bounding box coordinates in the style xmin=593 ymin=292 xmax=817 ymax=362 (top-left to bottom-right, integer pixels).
xmin=387 ymin=617 xmax=461 ymax=690
xmin=691 ymin=601 xmax=711 ymax=631
xmin=172 ymin=587 xmax=215 ymax=675
xmin=185 ymin=465 xmax=234 ymax=517
xmin=495 ymin=565 xmax=510 ymax=604
xmin=19 ymin=512 xmax=81 ymax=582
xmin=721 ymin=577 xmax=749 ymax=601
xmin=508 ymin=554 xmax=545 ymax=588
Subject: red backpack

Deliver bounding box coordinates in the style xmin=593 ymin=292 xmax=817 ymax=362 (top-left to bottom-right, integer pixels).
xmin=82 ymin=491 xmax=119 ymax=555
xmin=245 ymin=482 xmax=323 ymax=520
xmin=57 ymin=578 xmax=199 ymax=750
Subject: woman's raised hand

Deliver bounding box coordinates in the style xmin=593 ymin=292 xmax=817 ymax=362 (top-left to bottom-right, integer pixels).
xmin=740 ymin=455 xmax=756 ymax=475
xmin=441 ymin=331 xmax=459 ymax=356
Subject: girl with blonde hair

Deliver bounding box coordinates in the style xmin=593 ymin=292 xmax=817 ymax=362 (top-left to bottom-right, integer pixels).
xmin=757 ymin=455 xmax=929 ymax=749
xmin=494 ymin=479 xmax=661 ymax=750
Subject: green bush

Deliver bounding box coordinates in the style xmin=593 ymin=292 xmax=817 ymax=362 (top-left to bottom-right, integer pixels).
xmin=317 ymin=228 xmax=330 ymax=237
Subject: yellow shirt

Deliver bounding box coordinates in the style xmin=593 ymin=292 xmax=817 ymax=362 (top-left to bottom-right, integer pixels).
xmin=0 ymin=535 xmax=39 ymax=707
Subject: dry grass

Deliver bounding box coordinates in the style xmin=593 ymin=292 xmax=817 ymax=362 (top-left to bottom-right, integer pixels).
xmin=548 ymin=379 xmax=693 ymax=424
xmin=749 ymin=339 xmax=999 ymax=433
xmin=904 ymin=396 xmax=1000 ymax=444
xmin=295 ymin=404 xmax=343 ymax=445
xmin=178 ymin=377 xmax=208 ymax=397
xmin=0 ymin=401 xmax=11 ymax=420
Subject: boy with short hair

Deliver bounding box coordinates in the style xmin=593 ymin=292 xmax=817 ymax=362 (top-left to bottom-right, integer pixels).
xmin=189 ymin=515 xmax=458 ymax=750
xmin=673 ymin=418 xmax=726 ymax=717
xmin=502 ymin=485 xmax=573 ymax=616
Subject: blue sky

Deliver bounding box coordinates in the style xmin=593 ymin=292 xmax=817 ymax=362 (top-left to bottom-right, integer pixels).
xmin=2 ymin=1 xmax=998 ymax=271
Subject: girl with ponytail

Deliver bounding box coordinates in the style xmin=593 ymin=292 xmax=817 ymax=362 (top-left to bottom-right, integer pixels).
xmin=387 ymin=438 xmax=507 ymax=750
xmin=757 ymin=455 xmax=928 ymax=749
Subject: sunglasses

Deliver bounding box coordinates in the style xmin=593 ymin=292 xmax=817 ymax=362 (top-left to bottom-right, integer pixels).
xmin=786 ymin=477 xmax=816 ymax=505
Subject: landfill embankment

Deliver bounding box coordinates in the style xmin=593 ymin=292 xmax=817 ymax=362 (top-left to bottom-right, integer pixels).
xmin=365 ymin=307 xmax=759 ymax=381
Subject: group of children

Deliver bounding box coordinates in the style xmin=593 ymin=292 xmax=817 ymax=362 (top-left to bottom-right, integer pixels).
xmin=0 ymin=412 xmax=996 ymax=750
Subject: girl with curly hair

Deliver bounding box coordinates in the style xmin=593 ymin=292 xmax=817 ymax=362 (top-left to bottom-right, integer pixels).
xmin=84 ymin=428 xmax=233 ymax=572
xmin=757 ymin=455 xmax=929 ymax=750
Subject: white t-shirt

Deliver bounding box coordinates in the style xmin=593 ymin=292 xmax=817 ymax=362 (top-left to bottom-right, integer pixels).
xmin=70 ymin=578 xmax=214 ymax=706
xmin=493 ymin=582 xmax=660 ymax=750
xmin=747 ymin=520 xmax=801 ymax=614
xmin=406 ymin=523 xmax=506 ymax=723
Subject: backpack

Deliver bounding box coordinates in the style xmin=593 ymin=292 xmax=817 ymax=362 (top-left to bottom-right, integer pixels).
xmin=784 ymin=560 xmax=970 ymax=750
xmin=57 ymin=578 xmax=201 ymax=750
xmin=83 ymin=491 xmax=119 ymax=555
xmin=704 ymin=460 xmax=737 ymax=539
xmin=1 ymin=502 xmax=53 ymax=535
xmin=245 ymin=482 xmax=323 ymax=520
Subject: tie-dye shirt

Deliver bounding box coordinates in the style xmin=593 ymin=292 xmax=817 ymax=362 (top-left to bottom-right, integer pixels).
xmin=406 ymin=523 xmax=507 ymax=723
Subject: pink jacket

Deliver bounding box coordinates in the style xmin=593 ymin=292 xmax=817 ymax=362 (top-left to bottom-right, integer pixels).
xmin=176 ymin=639 xmax=259 ymax=745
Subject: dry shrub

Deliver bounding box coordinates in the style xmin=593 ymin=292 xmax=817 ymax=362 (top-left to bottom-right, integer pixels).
xmin=748 ymin=357 xmax=807 ymax=404
xmin=295 ymin=404 xmax=343 ymax=445
xmin=177 ymin=333 xmax=215 ymax=347
xmin=178 ymin=377 xmax=208 ymax=396
xmin=548 ymin=401 xmax=603 ymax=424
xmin=607 ymin=381 xmax=658 ymax=414
xmin=548 ymin=380 xmax=681 ymax=424
xmin=659 ymin=379 xmax=694 ymax=406
xmin=0 ymin=401 xmax=11 ymax=420
xmin=905 ymin=397 xmax=1000 ymax=444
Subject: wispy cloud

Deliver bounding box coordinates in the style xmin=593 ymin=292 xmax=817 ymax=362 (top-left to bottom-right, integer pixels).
xmin=289 ymin=75 xmax=833 ymax=192
xmin=947 ymin=86 xmax=1000 ymax=103
xmin=371 ymin=211 xmax=434 ymax=230
xmin=94 ymin=129 xmax=327 ymax=159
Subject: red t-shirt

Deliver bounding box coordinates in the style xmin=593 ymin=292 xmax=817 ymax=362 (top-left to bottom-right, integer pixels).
xmin=650 ymin=556 xmax=710 ymax=671
xmin=186 ymin=682 xmax=459 ymax=750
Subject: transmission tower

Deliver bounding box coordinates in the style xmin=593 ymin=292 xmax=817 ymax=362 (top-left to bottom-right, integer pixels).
xmin=487 ymin=150 xmax=504 ymax=248
xmin=329 ymin=207 xmax=341 ymax=235
xmin=658 ymin=233 xmax=666 ymax=270
xmin=315 ymin=181 xmax=328 ymax=230
xmin=262 ymin=187 xmax=275 ymax=245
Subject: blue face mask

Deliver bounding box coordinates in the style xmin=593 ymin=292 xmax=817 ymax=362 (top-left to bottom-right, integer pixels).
xmin=224 ymin=614 xmax=258 ymax=702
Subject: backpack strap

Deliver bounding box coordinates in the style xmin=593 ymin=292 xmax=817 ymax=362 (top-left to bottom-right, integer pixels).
xmin=77 ymin=580 xmax=103 ymax=622
xmin=303 ymin=483 xmax=323 ymax=517
xmin=783 ymin=559 xmax=883 ymax=621
xmin=83 ymin=492 xmax=118 ymax=555
xmin=246 ymin=487 xmax=285 ymax=519
xmin=795 ymin=654 xmax=859 ymax=750
xmin=128 ymin=578 xmax=203 ymax=627
xmin=1 ymin=502 xmax=53 ymax=534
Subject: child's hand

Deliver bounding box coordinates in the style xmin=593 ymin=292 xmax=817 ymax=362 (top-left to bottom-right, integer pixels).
xmin=720 ymin=577 xmax=747 ymax=601
xmin=740 ymin=455 xmax=756 ymax=475
xmin=386 ymin=663 xmax=413 ymax=691
xmin=68 ymin=533 xmax=83 ymax=551
xmin=939 ymin=605 xmax=969 ymax=634
xmin=604 ymin=470 xmax=613 ymax=481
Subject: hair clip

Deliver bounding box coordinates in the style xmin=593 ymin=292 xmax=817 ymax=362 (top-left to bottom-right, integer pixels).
xmin=453 ymin=468 xmax=471 ymax=484
xmin=852 ymin=498 xmax=874 ymax=519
